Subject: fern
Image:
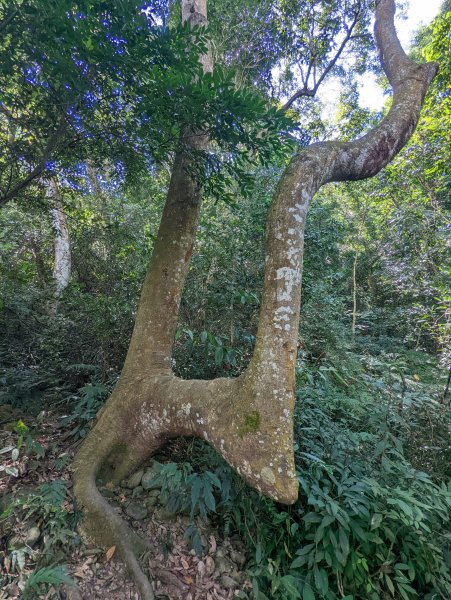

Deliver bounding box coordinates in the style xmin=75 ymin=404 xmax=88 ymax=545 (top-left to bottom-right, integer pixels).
xmin=22 ymin=566 xmax=75 ymax=598
xmin=38 ymin=480 xmax=67 ymax=505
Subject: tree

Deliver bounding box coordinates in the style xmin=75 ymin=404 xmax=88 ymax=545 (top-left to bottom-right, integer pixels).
xmin=0 ymin=0 xmax=294 ymax=208
xmin=46 ymin=178 xmax=71 ymax=296
xmin=68 ymin=0 xmax=438 ymax=597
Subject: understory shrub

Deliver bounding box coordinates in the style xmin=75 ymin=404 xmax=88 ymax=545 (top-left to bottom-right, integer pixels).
xmin=155 ymin=351 xmax=451 ymax=600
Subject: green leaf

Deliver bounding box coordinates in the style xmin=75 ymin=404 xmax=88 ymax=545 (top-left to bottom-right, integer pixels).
xmin=214 ymin=346 xmax=224 ymax=365
xmin=303 ymin=582 xmax=316 ymax=600
xmin=313 ymin=565 xmax=329 ymax=594
xmin=83 ymin=37 xmax=94 ymax=51
xmin=370 ymin=513 xmax=383 ymax=530
xmin=385 ymin=574 xmax=395 ymax=596
xmin=190 ymin=476 xmax=202 ymax=515
xmin=338 ymin=526 xmax=350 ymax=555
xmin=291 ymin=556 xmax=307 ymax=569
xmin=281 ymin=575 xmax=301 ymax=598
xmin=203 ymin=482 xmax=216 ymax=512
xmin=23 ymin=566 xmax=74 ymax=599
xmin=255 ymin=542 xmax=262 ymax=564
xmin=303 ymin=513 xmax=322 ymax=524
xmin=296 ymin=543 xmax=315 ymax=556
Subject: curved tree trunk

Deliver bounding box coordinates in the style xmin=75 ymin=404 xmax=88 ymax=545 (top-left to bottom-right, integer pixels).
xmin=72 ymin=1 xmax=437 ymax=597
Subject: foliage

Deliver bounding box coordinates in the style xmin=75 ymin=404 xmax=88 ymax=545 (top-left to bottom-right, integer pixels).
xmin=62 ymin=382 xmax=111 ymax=438
xmin=0 ymin=419 xmax=45 ymax=477
xmin=0 ymin=1 xmax=449 ymax=598
xmin=2 ymin=480 xmax=81 ymax=563
xmin=207 ymin=0 xmax=375 ymax=96
xmin=144 ymin=460 xmax=228 ymax=555
xmin=156 ymin=350 xmax=450 ymax=599
xmin=22 ymin=565 xmax=75 ymax=599
xmin=0 ymin=0 xmax=298 ymax=206
xmin=1 ymin=480 xmax=80 ymax=595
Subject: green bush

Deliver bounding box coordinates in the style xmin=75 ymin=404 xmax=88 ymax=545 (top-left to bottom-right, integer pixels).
xmin=154 ymin=351 xmax=451 ymax=600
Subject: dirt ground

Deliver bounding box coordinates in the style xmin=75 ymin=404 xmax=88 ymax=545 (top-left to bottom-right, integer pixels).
xmin=0 ymin=409 xmax=251 ymax=599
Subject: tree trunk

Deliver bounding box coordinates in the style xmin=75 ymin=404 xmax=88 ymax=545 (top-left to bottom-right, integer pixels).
xmin=27 ymin=232 xmax=47 ymax=284
xmin=47 ymin=178 xmax=71 ymax=295
xmin=352 ymin=252 xmax=358 ymax=341
xmin=72 ymin=1 xmax=437 ymax=597
xmin=86 ymin=159 xmax=108 ymax=204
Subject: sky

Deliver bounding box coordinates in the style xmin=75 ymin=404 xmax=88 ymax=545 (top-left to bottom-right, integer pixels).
xmin=322 ymin=0 xmax=444 ymax=112
xmin=397 ymin=0 xmax=443 ymax=48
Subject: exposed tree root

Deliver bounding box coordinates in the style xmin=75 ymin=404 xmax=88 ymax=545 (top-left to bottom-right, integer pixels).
xmin=73 ymin=426 xmax=158 ymax=599
xmin=81 ymin=483 xmax=155 ymax=599
xmin=73 ymin=371 xmax=299 ymax=596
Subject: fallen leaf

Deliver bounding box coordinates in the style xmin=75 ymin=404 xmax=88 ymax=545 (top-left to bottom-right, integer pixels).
xmin=106 ymin=545 xmax=116 ymax=561
xmin=205 ymin=555 xmax=215 ymax=575
xmin=73 ymin=568 xmax=87 ymax=579
xmin=197 ymin=560 xmax=206 ymax=578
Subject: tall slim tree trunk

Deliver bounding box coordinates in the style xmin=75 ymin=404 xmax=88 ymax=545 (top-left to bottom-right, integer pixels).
xmin=28 ymin=232 xmax=47 ymax=284
xmin=352 ymin=252 xmax=358 ymax=342
xmin=73 ymin=1 xmax=437 ymax=597
xmin=86 ymin=160 xmax=103 ymax=198
xmin=47 ymin=178 xmax=71 ymax=295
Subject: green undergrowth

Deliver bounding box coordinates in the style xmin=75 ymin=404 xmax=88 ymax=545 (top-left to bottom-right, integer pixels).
xmin=152 ymin=349 xmax=451 ymax=600
xmin=0 ymin=479 xmax=80 ymax=596
xmin=2 ymin=346 xmax=449 ymax=599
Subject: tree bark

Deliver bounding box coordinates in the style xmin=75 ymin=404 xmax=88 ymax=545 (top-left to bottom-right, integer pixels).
xmin=86 ymin=160 xmax=103 ymax=199
xmin=47 ymin=178 xmax=71 ymax=295
xmin=73 ymin=1 xmax=437 ymax=597
xmin=352 ymin=252 xmax=358 ymax=341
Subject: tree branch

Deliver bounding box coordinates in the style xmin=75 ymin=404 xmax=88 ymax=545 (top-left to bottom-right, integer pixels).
xmin=0 ymin=5 xmax=19 ymax=33
xmin=246 ymin=0 xmax=437 ymax=389
xmin=0 ymin=121 xmax=67 ymax=208
xmin=282 ymin=3 xmax=362 ymax=110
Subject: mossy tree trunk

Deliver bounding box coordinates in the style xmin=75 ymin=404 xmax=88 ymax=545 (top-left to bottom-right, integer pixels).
xmin=72 ymin=1 xmax=436 ymax=597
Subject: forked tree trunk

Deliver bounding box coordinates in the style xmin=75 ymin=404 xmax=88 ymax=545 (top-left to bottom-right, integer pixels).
xmin=73 ymin=1 xmax=436 ymax=597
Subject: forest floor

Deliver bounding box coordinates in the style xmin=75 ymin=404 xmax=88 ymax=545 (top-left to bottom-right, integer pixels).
xmin=0 ymin=406 xmax=249 ymax=599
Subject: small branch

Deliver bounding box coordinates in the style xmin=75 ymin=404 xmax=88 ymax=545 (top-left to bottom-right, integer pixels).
xmin=282 ymin=5 xmax=362 ymax=110
xmin=0 ymin=103 xmax=14 ymax=119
